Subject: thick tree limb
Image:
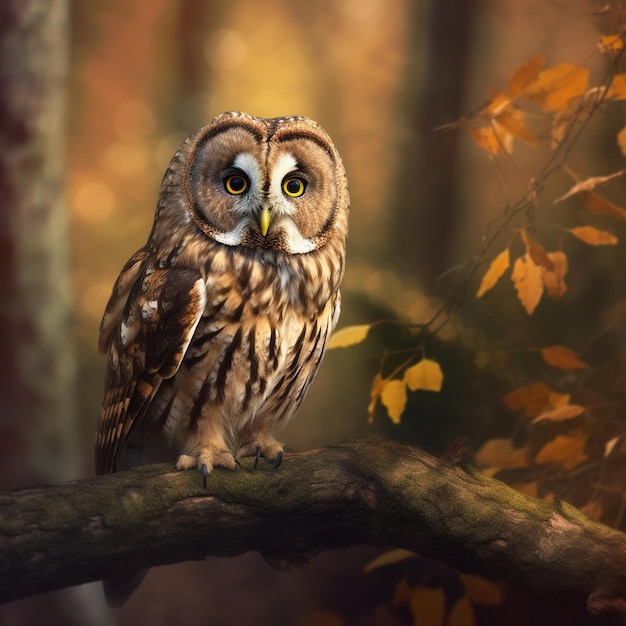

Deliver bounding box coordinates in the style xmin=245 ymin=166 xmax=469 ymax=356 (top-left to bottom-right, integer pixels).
xmin=1 ymin=437 xmax=625 ymax=621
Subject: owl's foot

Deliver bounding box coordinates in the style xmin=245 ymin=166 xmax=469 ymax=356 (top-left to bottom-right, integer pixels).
xmin=236 ymin=438 xmax=284 ymax=469
xmin=175 ymin=448 xmax=237 ymax=474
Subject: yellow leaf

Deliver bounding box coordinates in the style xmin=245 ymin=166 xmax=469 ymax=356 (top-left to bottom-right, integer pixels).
xmin=608 ymin=72 xmax=626 ymax=99
xmin=448 ymin=596 xmax=475 ymax=626
xmin=404 ymin=359 xmax=444 ymax=392
xmin=327 ymin=324 xmax=371 ymax=349
xmin=380 ymin=379 xmax=407 ymax=424
xmin=475 ymin=438 xmax=527 ymax=469
xmin=459 ymin=574 xmax=503 ymax=605
xmin=521 ymin=230 xmax=554 ymax=271
xmin=599 ymin=34 xmax=624 ymax=55
xmin=535 ymin=433 xmax=588 ymax=470
xmin=580 ymin=190 xmax=626 ymax=221
xmin=605 ymin=436 xmax=620 ymax=458
xmin=568 ymin=225 xmax=618 ymax=245
xmin=524 ymin=63 xmax=589 ymax=111
xmin=511 ymin=254 xmax=543 ymax=315
xmin=541 ymin=345 xmax=589 ymax=369
xmin=508 ymin=55 xmax=545 ymax=97
xmin=533 ymin=404 xmax=585 ymax=423
xmin=477 ymin=249 xmax=510 ymax=297
xmin=504 ymin=382 xmax=553 ymax=416
xmin=367 ymin=373 xmax=386 ymax=423
xmin=409 ymin=587 xmax=446 ymax=626
xmin=542 ymin=251 xmax=567 ymax=299
xmin=364 ymin=549 xmax=416 ymax=573
xmin=554 ymin=170 xmax=625 ymax=203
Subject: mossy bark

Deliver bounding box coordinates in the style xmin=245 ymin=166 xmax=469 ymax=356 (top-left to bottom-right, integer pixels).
xmin=1 ymin=438 xmax=625 ymax=621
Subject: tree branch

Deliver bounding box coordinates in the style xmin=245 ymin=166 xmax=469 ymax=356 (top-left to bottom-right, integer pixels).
xmin=1 ymin=437 xmax=625 ymax=621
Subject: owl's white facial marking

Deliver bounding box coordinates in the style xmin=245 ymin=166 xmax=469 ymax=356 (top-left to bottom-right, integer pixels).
xmin=268 ymin=153 xmax=299 ymax=217
xmin=231 ymin=152 xmax=263 ymax=216
xmin=214 ymin=150 xmax=317 ymax=254
xmin=213 ymin=220 xmax=251 ymax=247
xmin=277 ymin=221 xmax=317 ymax=254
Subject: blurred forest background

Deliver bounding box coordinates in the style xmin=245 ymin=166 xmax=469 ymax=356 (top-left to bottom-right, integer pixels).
xmin=2 ymin=0 xmax=624 ymax=625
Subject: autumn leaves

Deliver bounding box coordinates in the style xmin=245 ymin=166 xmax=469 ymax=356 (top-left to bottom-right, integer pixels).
xmin=328 ymin=29 xmax=626 ymax=489
xmin=476 ymin=233 xmax=569 ymax=315
xmin=328 ymin=324 xmax=444 ymax=423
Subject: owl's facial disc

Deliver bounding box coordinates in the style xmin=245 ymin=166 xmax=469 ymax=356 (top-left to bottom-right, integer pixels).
xmin=213 ymin=151 xmax=317 ymax=254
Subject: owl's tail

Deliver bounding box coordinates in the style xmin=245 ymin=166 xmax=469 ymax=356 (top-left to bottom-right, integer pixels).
xmin=102 ymin=569 xmax=149 ymax=607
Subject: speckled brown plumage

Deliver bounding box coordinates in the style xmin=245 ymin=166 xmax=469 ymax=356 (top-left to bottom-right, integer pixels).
xmin=95 ymin=112 xmax=349 ymax=478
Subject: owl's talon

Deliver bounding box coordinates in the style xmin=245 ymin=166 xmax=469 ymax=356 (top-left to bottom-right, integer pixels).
xmin=201 ymin=463 xmax=208 ymax=489
xmin=254 ymin=447 xmax=262 ymax=470
xmin=273 ymin=450 xmax=283 ymax=469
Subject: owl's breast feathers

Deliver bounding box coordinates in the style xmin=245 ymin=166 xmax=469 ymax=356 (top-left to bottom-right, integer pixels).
xmin=95 ymin=241 xmax=342 ymax=474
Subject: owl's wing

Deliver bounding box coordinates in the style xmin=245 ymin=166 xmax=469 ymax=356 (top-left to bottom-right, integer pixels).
xmin=96 ymin=250 xmax=207 ymax=474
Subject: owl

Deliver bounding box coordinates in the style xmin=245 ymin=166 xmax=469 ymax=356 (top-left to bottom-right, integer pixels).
xmin=96 ymin=111 xmax=348 ymax=491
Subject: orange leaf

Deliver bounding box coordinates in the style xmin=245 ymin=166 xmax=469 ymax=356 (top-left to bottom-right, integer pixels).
xmin=542 ymin=251 xmax=567 ymax=299
xmin=607 ymin=72 xmax=626 ymax=99
xmin=568 ymin=225 xmax=618 ymax=245
xmin=541 ymin=345 xmax=589 ymax=369
xmin=605 ymin=436 xmax=621 ymax=458
xmin=380 ymin=379 xmax=407 ymax=424
xmin=409 ymin=588 xmax=446 ymax=626
xmin=580 ymin=190 xmax=626 ymax=221
xmin=467 ymin=125 xmax=512 ymax=156
xmin=476 ymin=248 xmax=510 ymax=297
xmin=535 ymin=433 xmax=588 ymax=470
xmin=521 ymin=230 xmax=554 ymax=271
xmin=364 ymin=549 xmax=415 ymax=573
xmin=599 ymin=34 xmax=624 ymax=55
xmin=524 ymin=63 xmax=589 ymax=111
xmin=554 ymin=170 xmax=625 ymax=203
xmin=367 ymin=373 xmax=386 ymax=423
xmin=618 ymin=127 xmax=626 ymax=157
xmin=508 ymin=55 xmax=545 ymax=97
xmin=533 ymin=404 xmax=585 ymax=423
xmin=511 ymin=254 xmax=543 ymax=315
xmin=504 ymin=382 xmax=552 ymax=416
xmin=495 ymin=107 xmax=538 ymax=145
xmin=546 ymin=391 xmax=571 ymax=410
xmin=475 ymin=438 xmax=527 ymax=469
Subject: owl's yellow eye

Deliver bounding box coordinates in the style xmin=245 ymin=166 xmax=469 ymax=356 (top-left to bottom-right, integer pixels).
xmin=282 ymin=177 xmax=306 ymax=197
xmin=224 ymin=174 xmax=248 ymax=195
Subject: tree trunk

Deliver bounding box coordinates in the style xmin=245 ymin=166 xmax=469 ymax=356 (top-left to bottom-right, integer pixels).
xmin=0 ymin=0 xmax=78 ymax=490
xmin=0 ymin=3 xmax=104 ymax=625
xmin=392 ymin=0 xmax=477 ymax=285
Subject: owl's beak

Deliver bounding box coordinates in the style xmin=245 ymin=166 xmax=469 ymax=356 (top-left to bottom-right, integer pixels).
xmin=259 ymin=206 xmax=272 ymax=237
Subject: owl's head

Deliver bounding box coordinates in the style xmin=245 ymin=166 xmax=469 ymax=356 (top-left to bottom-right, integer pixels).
xmin=155 ymin=112 xmax=349 ymax=256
